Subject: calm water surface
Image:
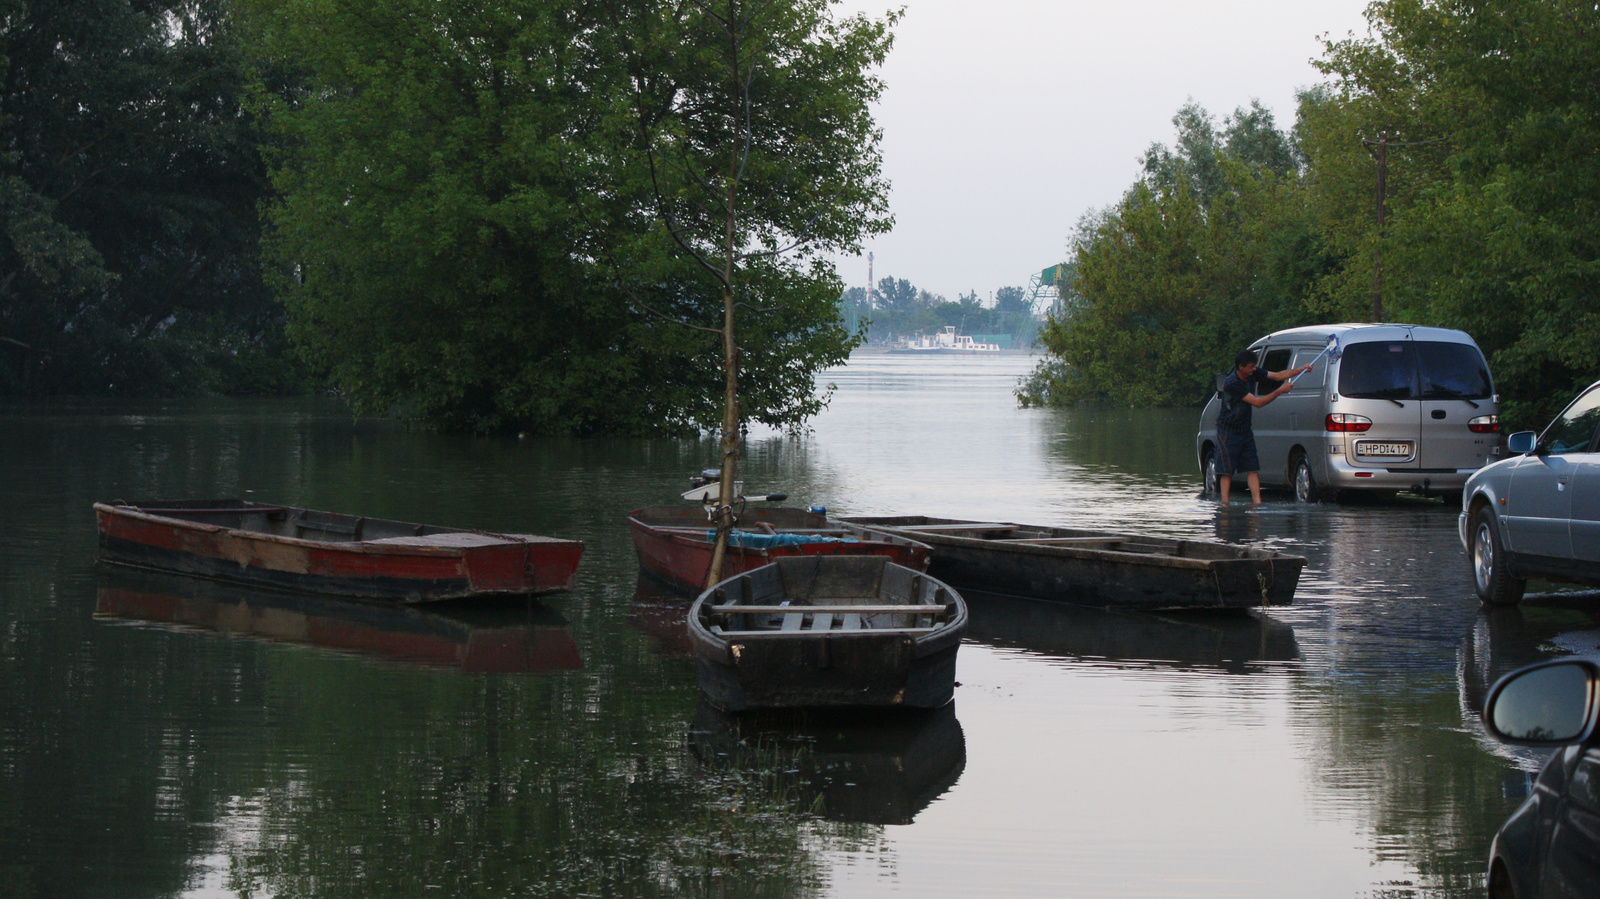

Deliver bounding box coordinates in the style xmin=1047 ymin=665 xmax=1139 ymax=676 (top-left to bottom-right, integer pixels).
xmin=4 ymin=353 xmax=1598 ymax=898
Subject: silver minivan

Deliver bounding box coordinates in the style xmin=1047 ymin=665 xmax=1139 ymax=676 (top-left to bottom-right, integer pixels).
xmin=1196 ymin=324 xmax=1501 ymax=501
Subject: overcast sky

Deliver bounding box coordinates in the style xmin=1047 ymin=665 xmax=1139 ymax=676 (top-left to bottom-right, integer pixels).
xmin=827 ymin=0 xmax=1375 ymax=303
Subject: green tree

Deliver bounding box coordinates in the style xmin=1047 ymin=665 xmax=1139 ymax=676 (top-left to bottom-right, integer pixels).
xmin=1312 ymin=0 xmax=1600 ymax=425
xmin=1028 ymin=102 xmax=1323 ymax=406
xmin=609 ymin=0 xmax=893 ymax=581
xmin=245 ymin=0 xmax=889 ymax=441
xmin=0 ymin=0 xmax=289 ymax=395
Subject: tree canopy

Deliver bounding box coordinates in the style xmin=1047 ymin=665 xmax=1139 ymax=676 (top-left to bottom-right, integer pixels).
xmin=242 ymin=0 xmax=892 ymax=436
xmin=0 ymin=0 xmax=292 ymax=394
xmin=1029 ymin=0 xmax=1600 ymax=427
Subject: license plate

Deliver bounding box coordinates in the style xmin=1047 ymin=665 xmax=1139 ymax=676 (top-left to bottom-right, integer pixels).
xmin=1357 ymin=442 xmax=1412 ymax=457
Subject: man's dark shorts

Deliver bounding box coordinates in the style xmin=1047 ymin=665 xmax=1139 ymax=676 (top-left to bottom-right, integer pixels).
xmin=1216 ymin=428 xmax=1260 ymax=476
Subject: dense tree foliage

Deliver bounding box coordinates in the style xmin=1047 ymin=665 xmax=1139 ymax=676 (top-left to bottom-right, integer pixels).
xmin=243 ymin=0 xmax=890 ymax=436
xmin=1027 ymin=101 xmax=1323 ymax=406
xmin=1029 ymin=0 xmax=1600 ymax=427
xmin=0 ymin=0 xmax=294 ymax=395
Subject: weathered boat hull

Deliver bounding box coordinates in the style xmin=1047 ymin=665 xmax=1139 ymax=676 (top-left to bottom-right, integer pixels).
xmin=688 ymin=555 xmax=966 ymax=712
xmin=95 ymin=500 xmax=584 ymax=602
xmin=627 ymin=505 xmax=930 ymax=592
xmin=844 ymin=516 xmax=1304 ymax=611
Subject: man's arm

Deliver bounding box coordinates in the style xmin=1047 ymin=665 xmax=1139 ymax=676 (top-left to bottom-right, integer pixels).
xmin=1242 ymin=366 xmax=1311 ymax=407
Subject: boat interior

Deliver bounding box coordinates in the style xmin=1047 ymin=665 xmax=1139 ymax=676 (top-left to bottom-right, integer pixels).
xmin=850 ymin=516 xmax=1276 ymax=560
xmin=699 ymin=557 xmax=957 ymax=638
xmin=110 ymin=500 xmax=475 ymax=544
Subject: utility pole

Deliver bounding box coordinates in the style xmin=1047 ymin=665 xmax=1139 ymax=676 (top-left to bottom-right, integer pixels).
xmin=1362 ymin=132 xmax=1388 ymax=323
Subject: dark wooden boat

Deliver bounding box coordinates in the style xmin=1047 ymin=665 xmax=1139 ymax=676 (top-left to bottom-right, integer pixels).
xmin=687 ymin=555 xmax=967 ymax=711
xmin=94 ymin=568 xmax=582 ymax=674
xmin=95 ymin=500 xmax=584 ymax=602
xmin=843 ymin=516 xmax=1305 ymax=611
xmin=626 ymin=505 xmax=931 ymax=593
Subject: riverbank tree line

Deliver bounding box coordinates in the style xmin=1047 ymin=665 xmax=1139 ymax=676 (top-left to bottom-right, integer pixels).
xmin=1023 ymin=0 xmax=1600 ymax=429
xmin=1 ymin=0 xmax=891 ymax=436
xmin=840 ymin=278 xmax=1037 ymax=346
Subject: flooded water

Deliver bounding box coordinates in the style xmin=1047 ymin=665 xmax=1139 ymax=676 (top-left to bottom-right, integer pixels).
xmin=4 ymin=353 xmax=1598 ymax=898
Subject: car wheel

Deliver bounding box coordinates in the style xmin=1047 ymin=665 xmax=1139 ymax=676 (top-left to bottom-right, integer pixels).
xmin=1201 ymin=448 xmax=1219 ymax=497
xmin=1487 ymin=860 xmax=1517 ymax=899
xmin=1292 ymin=452 xmax=1319 ymax=503
xmin=1473 ymin=505 xmax=1526 ymax=606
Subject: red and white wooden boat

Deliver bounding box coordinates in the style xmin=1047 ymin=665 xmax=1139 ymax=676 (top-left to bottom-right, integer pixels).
xmin=626 ymin=505 xmax=930 ymax=592
xmin=95 ymin=500 xmax=583 ymax=603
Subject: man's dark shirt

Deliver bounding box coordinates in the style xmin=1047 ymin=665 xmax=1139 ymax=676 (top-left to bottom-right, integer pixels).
xmin=1218 ymin=368 xmax=1272 ymax=434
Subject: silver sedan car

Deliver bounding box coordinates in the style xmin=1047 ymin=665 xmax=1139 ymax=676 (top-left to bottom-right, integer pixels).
xmin=1461 ymin=380 xmax=1600 ymax=605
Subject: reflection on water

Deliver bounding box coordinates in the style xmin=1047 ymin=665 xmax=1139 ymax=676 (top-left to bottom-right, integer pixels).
xmin=94 ymin=568 xmax=582 ymax=674
xmin=1 ymin=357 xmax=1588 ymax=898
xmin=690 ymin=704 xmax=966 ymax=826
xmin=964 ymin=590 xmax=1298 ymax=674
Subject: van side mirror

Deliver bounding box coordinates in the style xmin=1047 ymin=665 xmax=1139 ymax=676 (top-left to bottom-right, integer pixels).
xmin=1506 ymin=431 xmax=1536 ymax=454
xmin=1484 ymin=659 xmax=1599 ymax=745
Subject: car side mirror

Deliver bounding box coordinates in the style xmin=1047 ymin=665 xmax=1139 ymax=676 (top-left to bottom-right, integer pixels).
xmin=1506 ymin=431 xmax=1536 ymax=455
xmin=1484 ymin=659 xmax=1599 ymax=746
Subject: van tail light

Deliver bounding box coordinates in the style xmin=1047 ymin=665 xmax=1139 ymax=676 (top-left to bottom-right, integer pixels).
xmin=1468 ymin=414 xmax=1499 ymax=433
xmin=1326 ymin=413 xmax=1373 ymax=432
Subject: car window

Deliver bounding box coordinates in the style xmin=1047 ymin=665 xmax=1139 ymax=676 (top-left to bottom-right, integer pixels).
xmin=1338 ymin=341 xmax=1417 ymax=399
xmin=1417 ymin=342 xmax=1492 ymax=399
xmin=1292 ymin=347 xmax=1326 ymax=387
xmin=1540 ymin=387 xmax=1600 ymax=455
xmin=1257 ymin=348 xmax=1293 ymax=395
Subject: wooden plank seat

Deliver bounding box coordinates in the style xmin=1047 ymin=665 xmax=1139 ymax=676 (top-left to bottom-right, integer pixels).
xmin=709 ymin=604 xmax=949 ymax=615
xmin=707 ymin=600 xmax=948 ymax=638
xmin=709 ymin=624 xmax=946 ymax=638
xmin=1003 ymin=537 xmax=1135 ymax=546
xmin=895 ymin=522 xmax=1017 ymax=532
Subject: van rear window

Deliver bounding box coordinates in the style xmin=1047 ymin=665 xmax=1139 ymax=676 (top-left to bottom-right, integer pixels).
xmin=1337 ymin=340 xmax=1492 ymax=400
xmin=1339 ymin=342 xmax=1416 ymax=399
xmin=1417 ymin=342 xmax=1493 ymax=399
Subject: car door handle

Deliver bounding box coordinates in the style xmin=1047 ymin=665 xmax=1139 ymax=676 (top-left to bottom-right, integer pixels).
xmin=1431 ymin=409 xmax=1446 ymax=419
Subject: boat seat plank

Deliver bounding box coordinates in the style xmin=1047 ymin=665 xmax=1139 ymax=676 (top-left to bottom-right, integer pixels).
xmin=842 ymin=613 xmax=862 ymax=630
xmin=1003 ymin=537 xmax=1130 ymax=546
xmin=709 ymin=603 xmax=947 ymax=615
xmin=781 ymin=613 xmax=804 ymax=632
xmin=712 ymin=625 xmax=944 ymax=638
xmin=364 ymin=533 xmax=517 ymax=548
xmin=810 ymin=612 xmax=834 ymax=632
xmin=890 ymin=522 xmax=1017 ymax=532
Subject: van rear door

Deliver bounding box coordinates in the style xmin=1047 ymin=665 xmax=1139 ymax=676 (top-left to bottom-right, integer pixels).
xmin=1415 ymin=340 xmax=1495 ymax=473
xmin=1335 ymin=338 xmax=1422 ymax=471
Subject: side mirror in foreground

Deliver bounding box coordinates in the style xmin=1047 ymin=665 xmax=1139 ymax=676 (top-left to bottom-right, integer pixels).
xmin=1506 ymin=431 xmax=1537 ymax=455
xmin=1484 ymin=658 xmax=1599 ymax=746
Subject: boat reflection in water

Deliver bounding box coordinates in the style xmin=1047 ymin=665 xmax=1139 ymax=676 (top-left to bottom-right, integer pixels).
xmin=690 ymin=703 xmax=966 ymax=825
xmin=627 ymin=575 xmax=694 ymax=659
xmin=963 ymin=589 xmax=1298 ymax=674
xmin=94 ymin=569 xmax=582 ymax=674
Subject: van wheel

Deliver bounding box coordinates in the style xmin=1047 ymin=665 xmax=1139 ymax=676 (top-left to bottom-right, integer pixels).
xmin=1291 ymin=453 xmax=1319 ymax=503
xmin=1472 ymin=506 xmax=1525 ymax=606
xmin=1201 ymin=448 xmax=1219 ymax=496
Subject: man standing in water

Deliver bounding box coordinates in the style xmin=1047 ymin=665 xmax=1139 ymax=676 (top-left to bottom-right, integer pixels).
xmin=1216 ymin=349 xmax=1313 ymax=505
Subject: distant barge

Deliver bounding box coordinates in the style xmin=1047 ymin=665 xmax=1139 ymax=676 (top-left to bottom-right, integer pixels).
xmin=94 ymin=500 xmax=583 ymax=603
